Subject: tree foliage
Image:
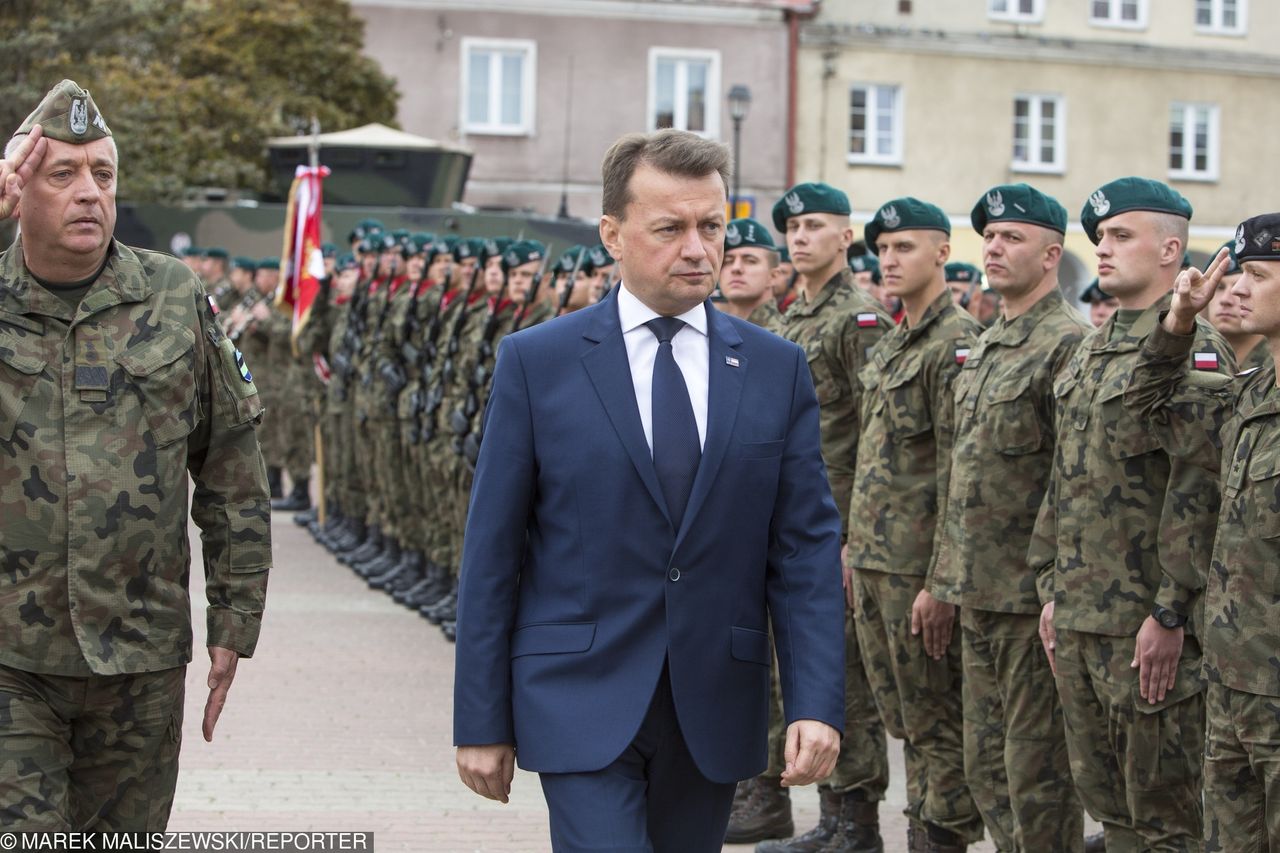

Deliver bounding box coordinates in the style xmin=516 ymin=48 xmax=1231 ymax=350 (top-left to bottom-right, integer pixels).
xmin=0 ymin=0 xmax=399 ymax=201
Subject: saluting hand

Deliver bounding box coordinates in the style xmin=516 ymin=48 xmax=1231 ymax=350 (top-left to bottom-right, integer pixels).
xmin=0 ymin=124 xmax=46 ymax=221
xmin=1166 ymin=246 xmax=1232 ymax=335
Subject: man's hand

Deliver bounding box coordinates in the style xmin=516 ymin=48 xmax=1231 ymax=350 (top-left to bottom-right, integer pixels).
xmin=1038 ymin=601 xmax=1057 ymax=675
xmin=841 ymin=545 xmax=855 ymax=610
xmin=1166 ymin=246 xmax=1231 ymax=335
xmin=457 ymin=743 xmax=516 ymax=803
xmin=251 ymin=301 xmax=271 ymax=321
xmin=780 ymin=719 xmax=839 ymax=787
xmin=1132 ymin=616 xmax=1184 ymax=704
xmin=203 ymin=645 xmax=240 ymax=742
xmin=911 ymin=588 xmax=955 ymax=661
xmin=0 ymin=124 xmax=46 ymax=221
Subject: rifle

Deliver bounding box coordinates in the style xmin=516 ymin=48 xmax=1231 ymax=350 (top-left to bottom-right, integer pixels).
xmin=418 ymin=260 xmax=483 ymax=444
xmin=556 ymin=248 xmax=587 ymax=316
xmin=407 ymin=261 xmax=453 ymax=445
xmin=451 ymin=266 xmax=511 ymax=439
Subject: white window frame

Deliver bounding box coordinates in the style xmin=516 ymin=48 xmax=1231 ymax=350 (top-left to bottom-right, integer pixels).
xmin=646 ymin=47 xmax=721 ymax=139
xmin=1011 ymin=93 xmax=1066 ymax=174
xmin=1195 ymin=0 xmax=1247 ymax=35
xmin=1168 ymin=102 xmax=1220 ymax=182
xmin=1089 ymin=0 xmax=1148 ymax=30
xmin=459 ymin=37 xmax=537 ymax=137
xmin=846 ymin=83 xmax=904 ymax=167
xmin=988 ymin=0 xmax=1044 ymax=24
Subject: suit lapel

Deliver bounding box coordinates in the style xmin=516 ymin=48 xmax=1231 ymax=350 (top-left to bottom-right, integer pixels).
xmin=580 ymin=292 xmax=673 ymax=526
xmin=674 ymin=304 xmax=745 ymax=550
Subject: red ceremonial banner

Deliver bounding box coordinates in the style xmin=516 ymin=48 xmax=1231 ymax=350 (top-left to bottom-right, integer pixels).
xmin=277 ymin=164 xmax=331 ymax=354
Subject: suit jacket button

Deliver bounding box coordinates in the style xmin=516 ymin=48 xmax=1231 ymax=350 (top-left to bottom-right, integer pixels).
xmin=669 ymin=567 xmax=681 ymax=582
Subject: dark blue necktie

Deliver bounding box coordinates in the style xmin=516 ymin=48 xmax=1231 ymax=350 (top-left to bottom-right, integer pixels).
xmin=646 ymin=317 xmax=701 ymax=530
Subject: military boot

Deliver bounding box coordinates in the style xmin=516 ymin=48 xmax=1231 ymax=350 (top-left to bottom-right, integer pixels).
xmin=373 ymin=549 xmax=420 ymax=592
xmin=424 ymin=585 xmax=457 ymax=623
xmin=725 ymin=775 xmax=792 ymax=844
xmin=440 ymin=619 xmax=457 ymax=642
xmin=756 ymin=787 xmax=840 ymax=853
xmin=405 ymin=563 xmax=452 ymax=609
xmin=906 ymin=822 xmax=927 ymax=853
xmin=343 ymin=525 xmax=383 ymax=565
xmin=923 ymin=824 xmax=965 ymax=853
xmin=390 ymin=552 xmax=429 ymax=602
xmin=272 ymin=477 xmax=311 ymax=512
xmin=327 ymin=518 xmax=364 ymax=553
xmin=357 ymin=538 xmax=401 ymax=579
xmin=267 ymin=466 xmax=283 ymax=499
xmin=820 ymin=790 xmax=882 ymax=852
xmin=295 ymin=506 xmax=318 ymax=527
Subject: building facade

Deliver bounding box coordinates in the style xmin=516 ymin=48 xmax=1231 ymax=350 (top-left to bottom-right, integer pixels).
xmin=794 ymin=0 xmax=1280 ymax=287
xmin=353 ymin=0 xmax=808 ymax=223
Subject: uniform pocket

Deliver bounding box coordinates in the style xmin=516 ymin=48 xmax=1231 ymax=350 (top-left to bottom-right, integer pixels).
xmin=1097 ymin=384 xmax=1161 ymax=459
xmin=0 ymin=347 xmax=46 ymax=442
xmin=883 ymin=359 xmax=932 ymax=439
xmin=986 ymin=372 xmax=1042 ymax=456
xmin=806 ymin=345 xmax=843 ymax=407
xmin=1248 ymin=452 xmax=1280 ymax=541
xmin=116 ymin=326 xmax=199 ymax=447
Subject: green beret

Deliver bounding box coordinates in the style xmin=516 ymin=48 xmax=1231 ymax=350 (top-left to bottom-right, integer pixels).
xmin=335 ymin=253 xmax=359 ymax=272
xmin=483 ymin=237 xmax=512 ymax=261
xmin=205 ymin=247 xmax=229 ymax=261
xmin=401 ymin=235 xmax=427 ymax=258
xmin=349 ymin=219 xmax=385 ymax=243
xmin=1233 ymin=213 xmax=1280 ymax=264
xmin=848 ymin=253 xmax=879 ymax=276
xmin=453 ymin=238 xmax=479 ymax=260
xmin=181 ymin=246 xmax=203 ymax=258
xmin=589 ymin=244 xmax=615 ymax=269
xmin=1081 ymin=177 xmax=1192 ymax=244
xmin=971 ymin=183 xmax=1067 ymax=235
xmin=14 ymin=79 xmax=111 ymax=145
xmin=232 ymin=256 xmax=257 ymax=272
xmin=426 ymin=237 xmax=454 ymax=262
xmin=1079 ymin=278 xmax=1113 ymax=303
xmin=256 ymin=258 xmax=280 ymax=272
xmin=375 ymin=232 xmax=399 ymax=253
xmin=724 ymin=218 xmax=777 ymax=252
xmin=356 ymin=237 xmax=378 ymax=255
xmin=771 ymin=182 xmax=851 ymax=231
xmin=503 ymin=240 xmax=547 ymax=269
xmin=320 ymin=242 xmax=337 ymax=259
xmin=945 ymin=262 xmax=983 ymax=285
xmin=864 ymin=197 xmax=950 ymax=253
xmin=555 ymin=245 xmax=585 ymax=275
xmin=1205 ymin=241 xmax=1241 ymax=276
xmin=778 ymin=247 xmax=790 ymax=264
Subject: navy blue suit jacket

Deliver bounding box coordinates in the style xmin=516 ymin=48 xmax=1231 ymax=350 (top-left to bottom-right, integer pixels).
xmin=452 ymin=289 xmax=845 ymax=783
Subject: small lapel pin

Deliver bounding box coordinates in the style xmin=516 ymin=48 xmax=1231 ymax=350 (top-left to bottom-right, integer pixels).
xmin=725 ymin=355 xmax=740 ymax=368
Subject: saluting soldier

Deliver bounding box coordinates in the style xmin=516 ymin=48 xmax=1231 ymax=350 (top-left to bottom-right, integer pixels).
xmin=1032 ymin=178 xmax=1235 ymax=851
xmin=932 ymin=185 xmax=1089 ymax=851
xmin=1200 ymin=240 xmax=1271 ymax=373
xmin=0 ymin=80 xmax=269 ymax=829
xmin=847 ymin=197 xmax=984 ymax=853
xmin=718 ymin=217 xmax=782 ymax=332
xmin=1123 ymin=215 xmax=1280 ymax=850
xmin=752 ymin=183 xmax=892 ymax=853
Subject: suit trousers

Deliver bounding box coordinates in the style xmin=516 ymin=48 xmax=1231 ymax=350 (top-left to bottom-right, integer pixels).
xmin=538 ymin=662 xmax=737 ymax=853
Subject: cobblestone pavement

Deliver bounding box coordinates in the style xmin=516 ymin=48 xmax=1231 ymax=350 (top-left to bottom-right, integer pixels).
xmin=169 ymin=509 xmax=1096 ymax=851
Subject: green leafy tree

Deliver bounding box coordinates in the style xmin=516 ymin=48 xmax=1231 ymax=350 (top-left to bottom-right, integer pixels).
xmin=0 ymin=0 xmax=399 ymax=201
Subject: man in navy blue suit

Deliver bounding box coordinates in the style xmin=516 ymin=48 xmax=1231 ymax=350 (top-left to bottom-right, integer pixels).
xmin=453 ymin=129 xmax=846 ymax=852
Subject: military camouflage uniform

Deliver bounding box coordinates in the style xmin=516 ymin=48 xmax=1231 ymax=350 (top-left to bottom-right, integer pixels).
xmin=932 ymin=289 xmax=1089 ymax=851
xmin=270 ymin=307 xmax=314 ymax=489
xmin=773 ymin=268 xmax=893 ymax=802
xmin=746 ymin=299 xmax=782 ymax=334
xmin=0 ymin=239 xmax=270 ymax=828
xmin=351 ymin=274 xmax=392 ymax=534
xmin=396 ymin=279 xmax=445 ymax=562
xmin=295 ymin=282 xmax=354 ymax=518
xmin=848 ymin=288 xmax=984 ymax=842
xmin=1126 ymin=321 xmax=1280 ymax=851
xmin=1030 ymin=295 xmax=1234 ymax=852
xmin=1237 ymin=339 xmax=1271 ymax=375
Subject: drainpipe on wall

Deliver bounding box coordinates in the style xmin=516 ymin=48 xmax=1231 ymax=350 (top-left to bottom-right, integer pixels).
xmin=785 ymin=0 xmax=820 ymax=188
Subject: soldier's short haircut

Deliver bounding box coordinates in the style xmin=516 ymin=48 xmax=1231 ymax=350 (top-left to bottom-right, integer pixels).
xmin=1152 ymin=211 xmax=1189 ymax=251
xmin=601 ymin=129 xmax=730 ymax=220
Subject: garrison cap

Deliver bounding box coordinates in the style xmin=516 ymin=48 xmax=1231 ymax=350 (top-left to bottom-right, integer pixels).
xmin=335 ymin=253 xmax=359 ymax=272
xmin=848 ymin=251 xmax=879 ymax=276
xmin=256 ymin=257 xmax=280 ymax=272
xmin=971 ymin=183 xmax=1067 ymax=235
xmin=1207 ymin=240 xmax=1241 ymax=276
xmin=503 ymin=240 xmax=546 ymax=269
xmin=232 ymin=256 xmax=257 ymax=271
xmin=205 ymin=247 xmax=229 ymax=261
xmin=864 ymin=197 xmax=951 ymax=252
xmin=1079 ymin=278 xmax=1112 ymax=304
xmin=724 ymin=218 xmax=777 ymax=252
xmin=320 ymin=242 xmax=337 ymax=259
xmin=1081 ymin=177 xmax=1192 ymax=244
xmin=14 ymin=79 xmax=111 ymax=144
xmin=945 ymin=262 xmax=983 ymax=286
xmin=1233 ymin=213 xmax=1280 ymax=264
xmin=771 ymin=182 xmax=851 ymax=231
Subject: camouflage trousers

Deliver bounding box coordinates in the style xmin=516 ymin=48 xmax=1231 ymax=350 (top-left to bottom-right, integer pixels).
xmin=375 ymin=418 xmax=411 ymax=547
xmin=1054 ymin=629 xmax=1204 ymax=853
xmin=0 ymin=665 xmax=184 ymax=830
xmin=824 ymin=609 xmax=889 ymax=798
xmin=961 ymin=609 xmax=1083 ymax=852
xmin=353 ymin=409 xmax=385 ymax=531
xmin=852 ymin=569 xmax=982 ymax=842
xmin=1204 ymin=682 xmax=1280 ymax=852
xmin=332 ymin=405 xmax=367 ymax=522
xmin=276 ymin=393 xmax=315 ymax=483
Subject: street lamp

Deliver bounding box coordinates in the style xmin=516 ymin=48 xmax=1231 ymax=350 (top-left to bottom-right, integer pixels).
xmin=727 ymin=84 xmax=751 ymax=217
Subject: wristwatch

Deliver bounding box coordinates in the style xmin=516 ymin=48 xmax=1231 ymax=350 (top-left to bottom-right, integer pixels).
xmin=1152 ymin=605 xmax=1188 ymax=629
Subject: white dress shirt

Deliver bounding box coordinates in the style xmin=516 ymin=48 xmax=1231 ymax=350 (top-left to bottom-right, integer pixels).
xmin=616 ymin=282 xmax=709 ymax=454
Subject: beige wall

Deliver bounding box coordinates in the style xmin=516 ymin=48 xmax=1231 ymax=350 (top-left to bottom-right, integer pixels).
xmin=354 ymin=1 xmax=791 ymax=221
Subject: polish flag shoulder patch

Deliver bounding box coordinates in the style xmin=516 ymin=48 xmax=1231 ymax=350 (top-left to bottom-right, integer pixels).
xmin=857 ymin=312 xmax=880 ymax=328
xmin=1193 ymin=351 xmax=1220 ymax=371
xmin=955 ymin=347 xmax=971 ymax=365
xmin=206 ymin=294 xmax=219 ymax=315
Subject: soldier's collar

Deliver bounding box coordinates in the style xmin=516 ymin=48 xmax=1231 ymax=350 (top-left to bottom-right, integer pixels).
xmin=1092 ymin=291 xmax=1169 ymax=350
xmin=902 ymin=287 xmax=952 ymax=339
xmin=987 ymin=288 xmax=1067 ymax=347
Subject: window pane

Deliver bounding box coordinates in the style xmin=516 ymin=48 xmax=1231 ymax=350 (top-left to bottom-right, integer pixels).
xmin=654 ymin=59 xmax=675 ymax=129
xmin=1169 ymin=107 xmax=1185 ymax=170
xmin=1019 ymin=0 xmax=1035 ymax=13
xmin=1092 ymin=0 xmax=1109 ymax=18
xmin=468 ymin=51 xmax=490 ymax=125
xmin=1195 ymin=0 xmax=1212 ymax=25
xmin=500 ymin=53 xmax=523 ymax=126
xmin=1122 ymin=0 xmax=1138 ymax=20
xmin=849 ymin=88 xmax=867 ymax=154
xmin=1223 ymin=0 xmax=1237 ymax=28
xmin=991 ymin=0 xmax=1008 ymax=13
xmin=686 ymin=61 xmax=707 ymax=132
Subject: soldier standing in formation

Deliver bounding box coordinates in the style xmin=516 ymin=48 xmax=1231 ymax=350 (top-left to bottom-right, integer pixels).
xmin=0 ymin=80 xmax=269 ymax=830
